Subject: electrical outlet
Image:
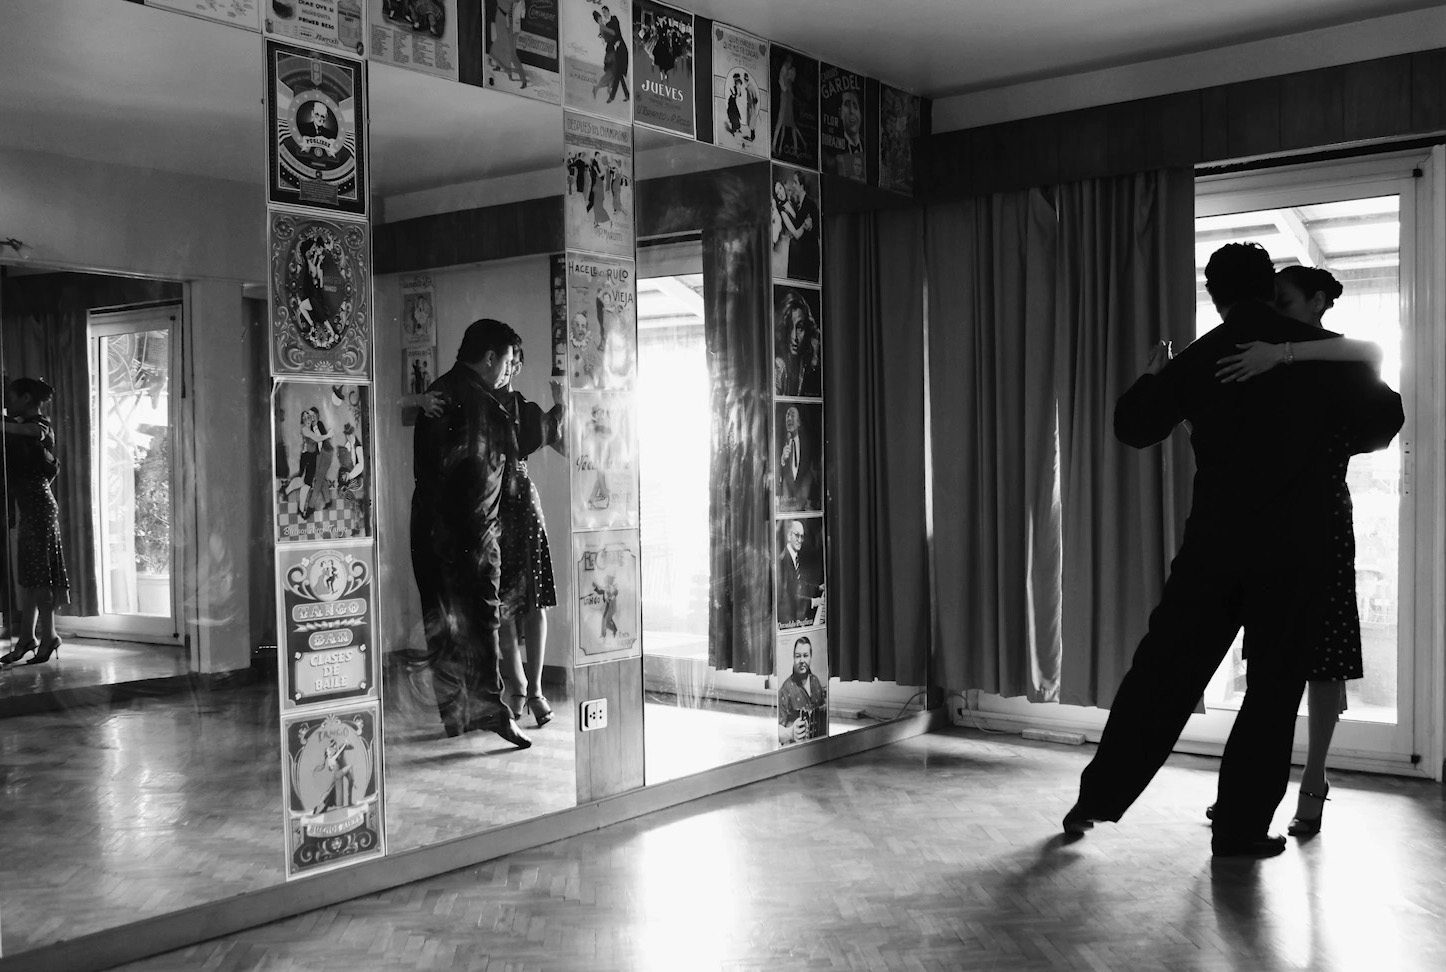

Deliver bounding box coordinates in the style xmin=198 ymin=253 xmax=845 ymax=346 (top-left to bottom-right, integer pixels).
xmin=579 ymin=698 xmax=607 ymax=731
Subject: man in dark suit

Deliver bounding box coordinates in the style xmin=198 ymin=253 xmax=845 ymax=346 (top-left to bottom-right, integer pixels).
xmin=777 ymin=405 xmax=818 ymax=512
xmin=777 ymin=519 xmax=823 ymax=626
xmin=785 ymin=171 xmax=819 ymax=282
xmin=1063 ymin=243 xmax=1403 ymax=857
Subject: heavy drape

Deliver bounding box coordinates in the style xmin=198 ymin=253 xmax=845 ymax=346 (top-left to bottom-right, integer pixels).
xmin=704 ymin=223 xmax=774 ymax=675
xmin=822 ymin=208 xmax=928 ymax=685
xmin=926 ymin=169 xmax=1194 ymax=707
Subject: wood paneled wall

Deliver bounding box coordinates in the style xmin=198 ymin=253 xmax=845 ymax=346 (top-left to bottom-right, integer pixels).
xmin=574 ymin=658 xmax=645 ymax=803
xmin=918 ymin=48 xmax=1446 ymax=198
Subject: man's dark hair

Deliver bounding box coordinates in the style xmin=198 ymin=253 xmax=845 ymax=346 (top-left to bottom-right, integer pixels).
xmin=794 ymin=636 xmax=811 ymax=652
xmin=456 ymin=318 xmax=519 ymax=364
xmin=1204 ymin=242 xmax=1275 ymax=307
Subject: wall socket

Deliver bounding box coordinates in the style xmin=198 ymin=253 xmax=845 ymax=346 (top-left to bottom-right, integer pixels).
xmin=579 ymin=698 xmax=608 ymax=731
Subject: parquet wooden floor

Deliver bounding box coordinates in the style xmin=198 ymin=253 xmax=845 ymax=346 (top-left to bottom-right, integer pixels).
xmin=107 ymin=728 xmax=1446 ymax=972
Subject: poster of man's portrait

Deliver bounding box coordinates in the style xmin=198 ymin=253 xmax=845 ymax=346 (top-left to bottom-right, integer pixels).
xmin=775 ymin=517 xmax=824 ymax=629
xmin=776 ymin=629 xmax=828 ymax=746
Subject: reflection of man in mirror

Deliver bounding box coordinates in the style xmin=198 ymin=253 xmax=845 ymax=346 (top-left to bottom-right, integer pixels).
xmin=778 ymin=406 xmax=818 ymax=512
xmin=785 ymin=171 xmax=819 ymax=281
xmin=778 ymin=636 xmax=826 ymax=745
xmin=411 ymin=318 xmax=564 ymax=749
xmin=774 ymin=290 xmax=821 ymax=397
xmin=777 ymin=520 xmax=823 ymax=626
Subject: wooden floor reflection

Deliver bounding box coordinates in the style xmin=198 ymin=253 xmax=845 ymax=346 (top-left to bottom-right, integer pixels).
xmin=108 ymin=727 xmax=1446 ymax=972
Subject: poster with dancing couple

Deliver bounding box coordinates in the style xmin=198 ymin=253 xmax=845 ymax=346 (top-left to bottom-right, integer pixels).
xmin=266 ymin=0 xmax=365 ymax=55
xmin=563 ymin=110 xmax=634 ymax=257
xmin=711 ymin=23 xmax=768 ymax=157
xmin=404 ymin=347 xmax=436 ymax=395
xmin=267 ymin=40 xmax=367 ymax=216
xmin=573 ymin=528 xmax=641 ymax=665
xmin=400 ymin=273 xmax=435 ymax=347
xmin=566 ymin=252 xmax=636 ymax=391
xmin=775 ymin=401 xmax=822 ymax=514
xmin=561 ymin=0 xmax=632 ymax=122
xmin=269 ymin=210 xmax=371 ymax=377
xmin=368 ymin=0 xmax=458 ymax=80
xmin=149 ymin=0 xmax=259 ymax=29
xmin=632 ymin=0 xmax=693 ymax=137
xmin=282 ymin=701 xmax=385 ymax=878
xmin=773 ymin=285 xmax=822 ymax=399
xmin=484 ymin=0 xmax=562 ymax=104
xmin=274 ymin=380 xmax=373 ymax=542
xmin=879 ymin=84 xmax=921 ymax=194
xmin=770 ymin=166 xmax=821 ymax=284
xmin=769 ymin=45 xmax=818 ymax=170
xmin=775 ymin=628 xmax=828 ymax=746
xmin=776 ymin=517 xmax=825 ymax=630
xmin=570 ymin=391 xmax=637 ymax=529
xmin=820 ymin=63 xmax=866 ymax=182
xmin=276 ymin=545 xmax=376 ymax=709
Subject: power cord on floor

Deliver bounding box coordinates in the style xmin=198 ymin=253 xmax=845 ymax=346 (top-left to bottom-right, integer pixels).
xmin=948 ymin=690 xmax=1007 ymax=734
xmin=855 ymin=689 xmax=929 ymax=723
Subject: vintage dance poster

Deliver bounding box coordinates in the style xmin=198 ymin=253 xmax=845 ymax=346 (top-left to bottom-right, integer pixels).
xmin=769 ymin=45 xmax=818 ymax=170
xmin=879 ymin=83 xmax=921 ymax=194
xmin=550 ymin=253 xmax=569 ymax=377
xmin=265 ymin=0 xmax=366 ymax=56
xmin=632 ymin=0 xmax=694 ymax=137
xmin=775 ymin=627 xmax=828 ymax=746
xmin=566 ymin=252 xmax=636 ymax=391
xmin=267 ymin=40 xmax=367 ymax=216
xmin=368 ymin=0 xmax=458 ymax=80
xmin=561 ymin=0 xmax=632 ymax=122
xmin=570 ymin=391 xmax=637 ymax=529
xmin=772 ymin=284 xmax=822 ymax=398
xmin=769 ymin=166 xmax=822 ymax=284
xmin=820 ymin=63 xmax=866 ymax=182
xmin=282 ymin=701 xmax=385 ymax=878
xmin=573 ymin=528 xmax=641 ymax=666
xmin=273 ymin=380 xmax=373 ymax=541
xmin=403 ymin=346 xmax=436 ymax=395
xmin=563 ymin=110 xmax=634 ymax=257
xmin=269 ymin=211 xmax=371 ymax=377
xmin=148 ymin=0 xmax=259 ymax=29
xmin=775 ymin=516 xmax=825 ymax=630
xmin=711 ymin=23 xmax=768 ymax=157
xmin=276 ymin=545 xmax=376 ymax=708
xmin=399 ymin=273 xmax=435 ymax=348
xmin=774 ymin=400 xmax=823 ymax=515
xmin=485 ymin=0 xmax=562 ymax=104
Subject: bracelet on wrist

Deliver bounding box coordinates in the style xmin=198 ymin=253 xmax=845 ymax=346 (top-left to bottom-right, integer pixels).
xmin=1282 ymin=342 xmax=1294 ymax=365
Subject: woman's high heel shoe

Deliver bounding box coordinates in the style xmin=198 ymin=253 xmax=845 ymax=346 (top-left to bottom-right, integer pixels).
xmin=525 ymin=695 xmax=553 ymax=728
xmin=26 ymin=637 xmax=61 ymax=665
xmin=0 ymin=640 xmax=38 ymax=665
xmin=1287 ymin=783 xmax=1330 ymax=837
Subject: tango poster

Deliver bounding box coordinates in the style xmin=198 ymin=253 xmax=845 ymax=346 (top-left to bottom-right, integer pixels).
xmin=485 ymin=0 xmax=562 ymax=104
xmin=269 ymin=210 xmax=371 ymax=377
xmin=820 ymin=63 xmax=866 ymax=182
xmin=550 ymin=253 xmax=569 ymax=377
xmin=879 ymin=84 xmax=921 ymax=194
xmin=148 ymin=0 xmax=259 ymax=29
xmin=769 ymin=45 xmax=819 ymax=170
xmin=273 ymin=380 xmax=373 ymax=542
xmin=265 ymin=0 xmax=366 ymax=56
xmin=276 ymin=545 xmax=376 ymax=708
xmin=563 ymin=110 xmax=634 ymax=257
xmin=775 ymin=627 xmax=828 ymax=746
xmin=573 ymin=528 xmax=641 ymax=666
xmin=399 ymin=273 xmax=436 ymax=348
xmin=570 ymin=391 xmax=638 ymax=530
xmin=282 ymin=701 xmax=385 ymax=879
xmin=267 ymin=40 xmax=367 ymax=216
xmin=711 ymin=23 xmax=768 ymax=157
xmin=561 ymin=0 xmax=632 ymax=122
xmin=566 ymin=252 xmax=636 ymax=391
xmin=368 ymin=0 xmax=458 ymax=80
xmin=769 ymin=165 xmax=822 ymax=284
xmin=632 ymin=0 xmax=693 ymax=137
xmin=404 ymin=346 xmax=436 ymax=396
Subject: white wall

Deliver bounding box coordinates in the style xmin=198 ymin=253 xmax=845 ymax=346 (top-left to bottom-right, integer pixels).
xmin=374 ymin=255 xmax=573 ymax=669
xmin=933 ymin=6 xmax=1446 ymax=132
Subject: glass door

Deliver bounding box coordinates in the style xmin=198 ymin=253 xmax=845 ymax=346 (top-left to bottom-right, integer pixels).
xmin=84 ymin=304 xmax=179 ymax=640
xmin=1190 ymin=153 xmax=1436 ymax=773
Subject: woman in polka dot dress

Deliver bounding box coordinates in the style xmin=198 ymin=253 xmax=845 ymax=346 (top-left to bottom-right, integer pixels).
xmin=0 ymin=378 xmax=70 ymax=667
xmin=1213 ymin=265 xmax=1383 ymax=836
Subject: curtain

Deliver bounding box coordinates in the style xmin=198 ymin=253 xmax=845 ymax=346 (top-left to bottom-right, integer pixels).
xmin=704 ymin=223 xmax=773 ymax=675
xmin=1054 ymin=170 xmax=1196 ymax=707
xmin=821 ymin=208 xmax=928 ymax=685
xmin=0 ymin=272 xmax=178 ymax=617
xmin=925 ymin=190 xmax=1063 ymax=700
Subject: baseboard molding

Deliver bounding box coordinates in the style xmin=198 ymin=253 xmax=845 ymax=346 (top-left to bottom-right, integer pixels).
xmin=0 ymin=668 xmax=260 ymax=720
xmin=6 ymin=707 xmax=946 ymax=972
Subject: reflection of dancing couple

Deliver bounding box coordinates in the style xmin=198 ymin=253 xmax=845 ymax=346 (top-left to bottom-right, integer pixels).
xmin=410 ymin=356 xmax=433 ymax=394
xmin=724 ymin=70 xmax=758 ymax=142
xmin=488 ymin=0 xmax=529 ymax=90
xmin=590 ymin=5 xmax=630 ymax=104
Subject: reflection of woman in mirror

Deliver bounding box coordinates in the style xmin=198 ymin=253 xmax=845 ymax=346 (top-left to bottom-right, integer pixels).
xmin=489 ymin=0 xmax=528 ymax=90
xmin=772 ymin=54 xmax=801 ymax=156
xmin=771 ymin=181 xmax=801 ymax=279
xmin=773 ymin=290 xmax=822 ymax=397
xmin=497 ymin=344 xmax=561 ymax=727
xmin=0 ymin=378 xmax=69 ymax=666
